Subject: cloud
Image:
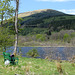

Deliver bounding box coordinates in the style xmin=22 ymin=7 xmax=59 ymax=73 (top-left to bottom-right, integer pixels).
xmin=36 ymin=0 xmax=75 ymax=2
xmin=59 ymin=9 xmax=75 ymax=15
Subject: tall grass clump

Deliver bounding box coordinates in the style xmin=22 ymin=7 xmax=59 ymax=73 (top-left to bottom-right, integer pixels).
xmin=55 ymin=61 xmax=63 ymax=75
xmin=71 ymin=56 xmax=75 ymax=67
xmin=26 ymin=48 xmax=40 ymax=58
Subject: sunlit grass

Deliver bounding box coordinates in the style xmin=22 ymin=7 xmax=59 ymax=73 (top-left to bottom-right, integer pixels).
xmin=0 ymin=55 xmax=75 ymax=75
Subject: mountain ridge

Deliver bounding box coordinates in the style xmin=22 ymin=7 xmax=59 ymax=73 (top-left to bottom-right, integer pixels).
xmin=18 ymin=9 xmax=65 ymax=18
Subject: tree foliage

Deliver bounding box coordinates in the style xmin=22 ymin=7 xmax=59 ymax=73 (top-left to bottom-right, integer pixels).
xmin=0 ymin=0 xmax=15 ymax=26
xmin=0 ymin=27 xmax=14 ymax=50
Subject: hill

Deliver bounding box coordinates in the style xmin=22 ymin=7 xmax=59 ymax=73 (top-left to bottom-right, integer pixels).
xmin=18 ymin=9 xmax=65 ymax=18
xmin=5 ymin=9 xmax=75 ymax=35
xmin=18 ymin=9 xmax=75 ymax=29
xmin=19 ymin=9 xmax=66 ymax=27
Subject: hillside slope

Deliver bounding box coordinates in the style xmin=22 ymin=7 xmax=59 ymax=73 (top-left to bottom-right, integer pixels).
xmin=18 ymin=9 xmax=65 ymax=18
xmin=5 ymin=9 xmax=75 ymax=36
xmin=18 ymin=9 xmax=75 ymax=31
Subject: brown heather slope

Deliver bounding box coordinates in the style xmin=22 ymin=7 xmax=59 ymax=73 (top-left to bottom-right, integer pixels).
xmin=18 ymin=9 xmax=64 ymax=18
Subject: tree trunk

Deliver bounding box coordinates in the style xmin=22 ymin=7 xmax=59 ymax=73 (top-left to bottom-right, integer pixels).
xmin=0 ymin=11 xmax=3 ymax=27
xmin=13 ymin=0 xmax=19 ymax=55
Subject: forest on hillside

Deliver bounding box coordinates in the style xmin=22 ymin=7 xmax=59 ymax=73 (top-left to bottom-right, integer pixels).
xmin=0 ymin=5 xmax=75 ymax=47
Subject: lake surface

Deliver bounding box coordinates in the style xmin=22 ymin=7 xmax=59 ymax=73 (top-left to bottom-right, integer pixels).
xmin=7 ymin=47 xmax=75 ymax=60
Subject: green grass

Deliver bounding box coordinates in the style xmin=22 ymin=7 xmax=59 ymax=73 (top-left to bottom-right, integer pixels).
xmin=0 ymin=55 xmax=75 ymax=75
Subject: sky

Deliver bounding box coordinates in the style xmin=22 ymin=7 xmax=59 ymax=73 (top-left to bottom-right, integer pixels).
xmin=12 ymin=0 xmax=75 ymax=15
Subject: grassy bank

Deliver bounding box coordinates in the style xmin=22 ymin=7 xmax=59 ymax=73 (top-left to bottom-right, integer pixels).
xmin=18 ymin=30 xmax=75 ymax=47
xmin=18 ymin=37 xmax=75 ymax=47
xmin=18 ymin=40 xmax=75 ymax=47
xmin=0 ymin=55 xmax=75 ymax=75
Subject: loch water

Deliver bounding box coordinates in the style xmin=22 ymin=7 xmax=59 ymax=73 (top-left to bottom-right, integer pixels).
xmin=7 ymin=47 xmax=75 ymax=60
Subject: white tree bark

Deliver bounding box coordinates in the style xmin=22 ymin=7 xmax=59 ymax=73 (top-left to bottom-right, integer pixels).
xmin=13 ymin=0 xmax=19 ymax=55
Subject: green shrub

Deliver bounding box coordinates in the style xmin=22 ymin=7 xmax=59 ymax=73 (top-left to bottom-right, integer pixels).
xmin=36 ymin=34 xmax=42 ymax=39
xmin=36 ymin=34 xmax=46 ymax=41
xmin=63 ymin=33 xmax=71 ymax=43
xmin=0 ymin=27 xmax=14 ymax=50
xmin=26 ymin=48 xmax=39 ymax=58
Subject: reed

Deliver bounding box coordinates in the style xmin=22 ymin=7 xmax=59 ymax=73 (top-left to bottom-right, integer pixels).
xmin=55 ymin=61 xmax=63 ymax=75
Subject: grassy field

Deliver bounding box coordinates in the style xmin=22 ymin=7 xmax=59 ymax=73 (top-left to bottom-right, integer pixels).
xmin=0 ymin=55 xmax=75 ymax=75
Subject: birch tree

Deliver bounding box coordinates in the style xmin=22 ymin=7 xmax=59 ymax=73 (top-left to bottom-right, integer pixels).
xmin=13 ymin=0 xmax=19 ymax=55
